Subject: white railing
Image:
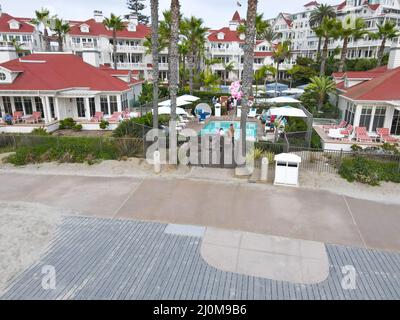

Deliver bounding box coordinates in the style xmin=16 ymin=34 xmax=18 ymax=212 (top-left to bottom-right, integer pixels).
xmin=115 ymin=45 xmax=146 ymax=53
xmin=158 ymin=63 xmax=169 ymax=70
xmin=0 ymin=42 xmax=15 ymax=50
xmin=70 ymin=42 xmax=98 ymax=50
xmin=116 ymin=62 xmax=147 ymax=69
xmin=209 ymin=47 xmax=243 ymax=55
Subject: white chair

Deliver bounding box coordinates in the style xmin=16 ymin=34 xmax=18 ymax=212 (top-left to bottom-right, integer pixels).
xmin=248 ymin=108 xmax=257 ymax=118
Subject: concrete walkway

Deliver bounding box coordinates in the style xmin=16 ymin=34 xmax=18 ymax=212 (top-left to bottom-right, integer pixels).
xmin=0 ymin=172 xmax=399 ymax=251
xmin=2 ymin=217 xmax=400 ymax=300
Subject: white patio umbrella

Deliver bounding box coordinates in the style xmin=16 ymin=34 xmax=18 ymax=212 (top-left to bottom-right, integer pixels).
xmin=264 ymin=96 xmax=301 ymax=104
xmin=158 ymin=97 xmax=193 ymax=107
xmin=267 ymin=106 xmax=307 ymax=118
xmin=156 ymin=106 xmax=188 ymax=116
xmin=281 ymin=88 xmax=305 ymax=95
xmin=179 ymin=94 xmax=200 ymax=102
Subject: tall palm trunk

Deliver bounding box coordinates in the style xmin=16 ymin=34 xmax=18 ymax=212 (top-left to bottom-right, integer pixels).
xmin=44 ymin=29 xmax=50 ymax=51
xmin=275 ymin=63 xmax=280 ymax=98
xmin=188 ymin=52 xmax=195 ymax=94
xmin=317 ymin=36 xmax=322 ymax=57
xmin=377 ymin=37 xmax=387 ymax=66
xmin=151 ymin=0 xmax=159 ymax=130
xmin=240 ymin=0 xmax=258 ymax=154
xmin=338 ymin=36 xmax=348 ymax=73
xmin=320 ymin=36 xmax=329 ymax=76
xmin=169 ymin=0 xmax=180 ymax=122
xmin=113 ymin=30 xmax=118 ymax=70
xmin=57 ymin=33 xmax=64 ymax=52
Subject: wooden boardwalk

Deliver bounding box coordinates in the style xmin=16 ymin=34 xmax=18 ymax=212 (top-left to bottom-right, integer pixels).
xmin=2 ymin=216 xmax=400 ymax=300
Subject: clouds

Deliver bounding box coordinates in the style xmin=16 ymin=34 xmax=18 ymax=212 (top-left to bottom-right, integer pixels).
xmin=2 ymin=0 xmax=339 ymax=28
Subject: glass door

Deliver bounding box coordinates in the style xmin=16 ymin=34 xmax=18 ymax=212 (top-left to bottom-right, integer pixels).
xmin=391 ymin=109 xmax=400 ymax=135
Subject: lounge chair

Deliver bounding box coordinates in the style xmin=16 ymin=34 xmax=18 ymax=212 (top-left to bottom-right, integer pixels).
xmin=377 ymin=128 xmax=398 ymax=143
xmin=108 ymin=112 xmax=122 ymax=123
xmin=323 ymin=120 xmax=347 ymax=133
xmin=248 ymin=108 xmax=257 ymax=118
xmin=91 ymin=112 xmax=104 ymax=122
xmin=24 ymin=112 xmax=41 ymax=124
xmin=340 ymin=124 xmax=353 ymax=136
xmin=355 ymin=127 xmax=373 ymax=142
xmin=12 ymin=111 xmax=23 ymax=124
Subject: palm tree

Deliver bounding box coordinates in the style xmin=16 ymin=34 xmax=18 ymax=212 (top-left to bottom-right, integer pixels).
xmin=254 ymin=65 xmax=276 ymax=100
xmin=338 ymin=17 xmax=367 ymax=72
xmin=272 ymin=40 xmax=291 ymax=97
xmin=150 ymin=0 xmax=159 ymax=130
xmin=306 ymin=76 xmax=336 ymax=112
xmin=181 ymin=16 xmax=209 ymax=94
xmin=240 ymin=0 xmax=258 ymax=150
xmin=309 ymin=4 xmax=336 ymax=56
xmin=52 ymin=18 xmax=70 ymax=52
xmin=223 ymin=61 xmax=235 ymax=85
xmin=374 ymin=21 xmax=400 ymax=66
xmin=10 ymin=38 xmax=26 ymax=56
xmin=169 ymin=0 xmax=181 ymax=122
xmin=263 ymin=27 xmax=281 ymax=46
xmin=31 ymin=8 xmax=52 ymax=51
xmin=238 ymin=13 xmax=269 ymax=40
xmin=103 ymin=14 xmax=125 ymax=70
xmin=315 ymin=17 xmax=341 ymax=76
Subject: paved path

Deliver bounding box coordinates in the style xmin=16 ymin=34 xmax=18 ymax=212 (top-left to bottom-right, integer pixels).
xmin=2 ymin=217 xmax=400 ymax=300
xmin=0 ymin=172 xmax=399 ymax=251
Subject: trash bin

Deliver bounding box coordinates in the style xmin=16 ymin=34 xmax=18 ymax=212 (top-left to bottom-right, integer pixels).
xmin=214 ymin=103 xmax=221 ymax=117
xmin=274 ymin=153 xmax=301 ymax=187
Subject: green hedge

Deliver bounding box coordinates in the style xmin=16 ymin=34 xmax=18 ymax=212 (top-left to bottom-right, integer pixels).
xmin=5 ymin=136 xmax=144 ymax=166
xmin=339 ymin=156 xmax=400 ymax=186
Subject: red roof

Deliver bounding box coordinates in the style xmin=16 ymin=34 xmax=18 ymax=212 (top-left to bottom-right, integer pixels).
xmin=0 ymin=54 xmax=131 ymax=92
xmin=232 ymin=11 xmax=241 ymax=22
xmin=333 ymin=66 xmax=387 ymax=79
xmin=304 ymin=1 xmax=319 ymax=7
xmin=254 ymin=51 xmax=273 ymax=57
xmin=342 ymin=67 xmax=400 ymax=101
xmin=0 ymin=13 xmax=35 ymax=33
xmin=69 ymin=19 xmax=151 ymax=39
xmin=208 ymin=27 xmax=243 ymax=42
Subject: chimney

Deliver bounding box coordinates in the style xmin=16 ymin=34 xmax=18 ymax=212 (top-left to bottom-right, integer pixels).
xmin=388 ymin=37 xmax=400 ymax=69
xmin=127 ymin=14 xmax=138 ymax=32
xmin=94 ymin=10 xmax=103 ymax=23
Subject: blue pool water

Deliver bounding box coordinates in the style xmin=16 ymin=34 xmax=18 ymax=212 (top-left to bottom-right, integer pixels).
xmin=200 ymin=121 xmax=258 ymax=140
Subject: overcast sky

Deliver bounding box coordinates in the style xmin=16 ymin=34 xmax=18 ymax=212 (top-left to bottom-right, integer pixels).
xmin=1 ymin=0 xmax=340 ymax=28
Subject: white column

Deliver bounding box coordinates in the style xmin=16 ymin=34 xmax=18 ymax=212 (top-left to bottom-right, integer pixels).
xmin=84 ymin=97 xmax=91 ymax=121
xmin=353 ymin=105 xmax=362 ymax=128
xmin=42 ymin=97 xmax=51 ymax=124
xmin=116 ymin=95 xmax=122 ymax=112
xmin=54 ymin=97 xmax=61 ymax=120
xmin=0 ymin=96 xmax=4 ymax=116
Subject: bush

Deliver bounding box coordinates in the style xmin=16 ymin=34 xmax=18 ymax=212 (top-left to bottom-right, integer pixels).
xmin=339 ymin=156 xmax=400 ymax=186
xmin=31 ymin=128 xmax=49 ymax=136
xmin=99 ymin=120 xmax=109 ymax=130
xmin=73 ymin=124 xmax=82 ymax=131
xmin=59 ymin=118 xmax=76 ymax=130
xmin=113 ymin=114 xmax=170 ymax=138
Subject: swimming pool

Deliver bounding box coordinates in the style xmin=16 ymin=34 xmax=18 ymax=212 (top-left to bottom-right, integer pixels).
xmin=200 ymin=121 xmax=258 ymax=140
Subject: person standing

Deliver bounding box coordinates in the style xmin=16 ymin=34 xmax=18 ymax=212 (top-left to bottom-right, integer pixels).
xmin=228 ymin=123 xmax=235 ymax=145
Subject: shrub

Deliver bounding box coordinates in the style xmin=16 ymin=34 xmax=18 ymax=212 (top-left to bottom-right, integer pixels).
xmin=99 ymin=120 xmax=109 ymax=130
xmin=73 ymin=124 xmax=83 ymax=131
xmin=339 ymin=156 xmax=400 ymax=186
xmin=113 ymin=114 xmax=170 ymax=138
xmin=31 ymin=128 xmax=49 ymax=136
xmin=351 ymin=144 xmax=363 ymax=152
xmin=59 ymin=118 xmax=76 ymax=130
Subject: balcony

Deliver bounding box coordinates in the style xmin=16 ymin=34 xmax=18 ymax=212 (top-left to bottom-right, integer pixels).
xmin=209 ymin=47 xmax=243 ymax=55
xmin=0 ymin=41 xmax=15 ymax=50
xmin=115 ymin=45 xmax=146 ymax=53
xmin=70 ymin=42 xmax=98 ymax=51
xmin=116 ymin=62 xmax=147 ymax=70
xmin=158 ymin=63 xmax=169 ymax=70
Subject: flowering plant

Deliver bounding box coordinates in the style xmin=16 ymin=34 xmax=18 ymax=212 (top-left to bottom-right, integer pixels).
xmin=229 ymin=81 xmax=243 ymax=100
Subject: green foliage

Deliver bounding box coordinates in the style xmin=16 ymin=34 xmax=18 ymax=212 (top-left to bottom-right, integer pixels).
xmin=285 ymin=117 xmax=307 ymax=132
xmin=31 ymin=128 xmax=49 ymax=136
xmin=345 ymin=58 xmax=378 ymax=71
xmin=339 ymin=156 xmax=400 ymax=186
xmin=73 ymin=124 xmax=82 ymax=131
xmin=59 ymin=118 xmax=76 ymax=130
xmin=138 ymin=82 xmax=169 ymax=104
xmin=99 ymin=120 xmax=110 ymax=130
xmin=113 ymin=113 xmax=170 ymax=138
xmin=351 ymin=144 xmax=363 ymax=152
xmin=311 ymin=130 xmax=322 ymax=149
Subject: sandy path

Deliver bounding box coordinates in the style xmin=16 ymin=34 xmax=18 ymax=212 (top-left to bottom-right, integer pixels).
xmin=0 ymin=201 xmax=63 ymax=295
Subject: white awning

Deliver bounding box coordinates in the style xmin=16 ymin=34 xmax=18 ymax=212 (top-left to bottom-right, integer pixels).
xmin=264 ymin=96 xmax=301 ymax=104
xmin=158 ymin=97 xmax=194 ymax=107
xmin=155 ymin=106 xmax=188 ymax=116
xmin=267 ymin=106 xmax=307 ymax=118
xmin=179 ymin=94 xmax=200 ymax=102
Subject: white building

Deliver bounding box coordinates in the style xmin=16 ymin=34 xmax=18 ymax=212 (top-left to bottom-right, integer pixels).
xmin=268 ymin=1 xmax=400 ymax=66
xmin=0 ymin=8 xmax=41 ymax=63
xmin=206 ymin=11 xmax=275 ymax=82
xmin=0 ymin=53 xmax=143 ymax=133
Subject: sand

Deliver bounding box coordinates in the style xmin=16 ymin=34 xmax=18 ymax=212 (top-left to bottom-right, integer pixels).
xmin=0 ymin=201 xmax=63 ymax=295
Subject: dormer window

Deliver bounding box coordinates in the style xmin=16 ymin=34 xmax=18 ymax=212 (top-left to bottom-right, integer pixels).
xmin=217 ymin=32 xmax=225 ymax=40
xmin=80 ymin=24 xmax=90 ymax=33
xmin=0 ymin=72 xmax=6 ymax=81
xmin=127 ymin=23 xmax=136 ymax=32
xmin=8 ymin=20 xmax=20 ymax=30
